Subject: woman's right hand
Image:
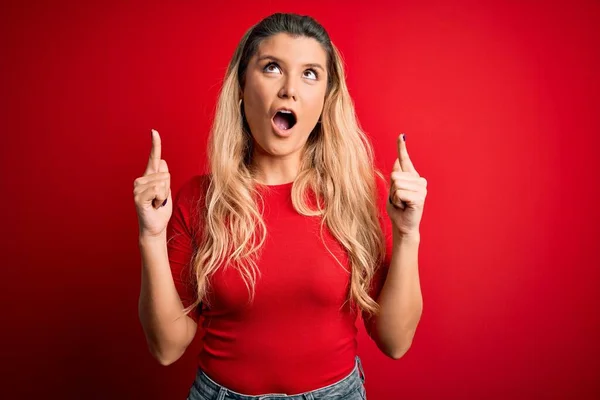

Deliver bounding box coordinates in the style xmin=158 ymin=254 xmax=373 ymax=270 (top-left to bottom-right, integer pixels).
xmin=133 ymin=129 xmax=173 ymax=238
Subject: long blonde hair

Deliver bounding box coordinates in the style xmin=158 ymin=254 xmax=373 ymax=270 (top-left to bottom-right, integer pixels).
xmin=184 ymin=13 xmax=387 ymax=320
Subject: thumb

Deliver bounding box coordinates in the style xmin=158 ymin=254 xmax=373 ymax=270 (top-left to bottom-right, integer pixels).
xmin=151 ymin=160 xmax=170 ymax=208
xmin=158 ymin=159 xmax=169 ymax=173
xmin=152 ymin=187 xmax=172 ymax=209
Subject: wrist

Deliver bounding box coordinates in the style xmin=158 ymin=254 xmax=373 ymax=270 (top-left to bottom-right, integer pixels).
xmin=138 ymin=231 xmax=167 ymax=246
xmin=393 ymin=229 xmax=421 ymax=243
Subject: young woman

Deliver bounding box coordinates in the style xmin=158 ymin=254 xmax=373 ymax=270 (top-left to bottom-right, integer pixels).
xmin=135 ymin=13 xmax=427 ymax=400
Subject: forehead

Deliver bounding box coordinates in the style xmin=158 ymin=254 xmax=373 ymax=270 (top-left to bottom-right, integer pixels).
xmin=254 ymin=33 xmax=327 ymax=66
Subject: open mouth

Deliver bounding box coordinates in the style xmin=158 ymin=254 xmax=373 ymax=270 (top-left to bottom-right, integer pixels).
xmin=272 ymin=109 xmax=297 ymax=131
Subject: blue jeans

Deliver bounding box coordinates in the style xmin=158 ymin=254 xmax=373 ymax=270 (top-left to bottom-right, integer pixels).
xmin=187 ymin=355 xmax=367 ymax=400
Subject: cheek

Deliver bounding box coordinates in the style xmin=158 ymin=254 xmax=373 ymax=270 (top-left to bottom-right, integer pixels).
xmin=244 ymin=87 xmax=271 ymax=132
xmin=303 ymin=89 xmax=326 ymax=120
xmin=244 ymin=74 xmax=271 ymax=110
xmin=245 ymin=88 xmax=265 ymax=114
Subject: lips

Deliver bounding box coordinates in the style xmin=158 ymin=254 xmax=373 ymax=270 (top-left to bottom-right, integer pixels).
xmin=272 ymin=108 xmax=297 ymax=131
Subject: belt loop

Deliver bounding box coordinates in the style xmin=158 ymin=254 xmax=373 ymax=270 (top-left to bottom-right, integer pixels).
xmin=216 ymin=387 xmax=227 ymax=400
xmin=356 ymin=355 xmax=365 ymax=384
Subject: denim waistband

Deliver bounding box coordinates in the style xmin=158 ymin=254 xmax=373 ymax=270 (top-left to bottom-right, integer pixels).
xmin=191 ymin=355 xmax=366 ymax=400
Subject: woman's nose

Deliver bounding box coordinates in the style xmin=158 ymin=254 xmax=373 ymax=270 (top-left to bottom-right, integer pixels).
xmin=278 ymin=78 xmax=297 ymax=101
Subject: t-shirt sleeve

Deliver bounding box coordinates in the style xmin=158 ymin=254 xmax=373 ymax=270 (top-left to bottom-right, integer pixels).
xmin=362 ymin=173 xmax=394 ymax=339
xmin=166 ymin=175 xmax=205 ymax=322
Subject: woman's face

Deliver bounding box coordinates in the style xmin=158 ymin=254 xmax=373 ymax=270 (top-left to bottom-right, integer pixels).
xmin=242 ymin=33 xmax=328 ymax=160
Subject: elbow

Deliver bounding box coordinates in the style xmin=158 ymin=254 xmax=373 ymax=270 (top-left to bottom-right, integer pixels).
xmin=383 ymin=331 xmax=415 ymax=360
xmin=152 ymin=348 xmax=183 ymax=366
xmin=388 ymin=316 xmax=422 ymax=360
xmin=148 ymin=343 xmax=184 ymax=366
xmin=371 ymin=325 xmax=417 ymax=360
xmin=375 ymin=337 xmax=413 ymax=360
xmin=388 ymin=341 xmax=412 ymax=360
xmin=139 ymin=312 xmax=196 ymax=367
xmin=156 ymin=356 xmax=178 ymax=367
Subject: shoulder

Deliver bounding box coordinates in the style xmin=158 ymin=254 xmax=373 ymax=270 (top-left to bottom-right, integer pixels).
xmin=171 ymin=174 xmax=211 ymax=235
xmin=175 ymin=173 xmax=211 ymax=202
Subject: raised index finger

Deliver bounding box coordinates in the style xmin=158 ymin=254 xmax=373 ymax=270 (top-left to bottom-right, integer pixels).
xmin=397 ymin=133 xmax=418 ymax=175
xmin=145 ymin=129 xmax=161 ymax=175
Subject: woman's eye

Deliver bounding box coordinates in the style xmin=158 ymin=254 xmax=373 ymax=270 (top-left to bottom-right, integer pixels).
xmin=304 ymin=69 xmax=317 ymax=80
xmin=264 ymin=63 xmax=281 ymax=74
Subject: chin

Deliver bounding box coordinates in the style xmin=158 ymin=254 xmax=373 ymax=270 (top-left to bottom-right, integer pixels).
xmin=255 ymin=139 xmax=302 ymax=157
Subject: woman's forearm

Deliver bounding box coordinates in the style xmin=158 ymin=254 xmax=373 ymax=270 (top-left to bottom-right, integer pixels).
xmin=373 ymin=231 xmax=423 ymax=359
xmin=138 ymin=233 xmax=197 ymax=365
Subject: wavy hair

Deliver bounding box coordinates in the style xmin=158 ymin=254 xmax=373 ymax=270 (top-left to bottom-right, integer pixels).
xmin=184 ymin=13 xmax=387 ymax=320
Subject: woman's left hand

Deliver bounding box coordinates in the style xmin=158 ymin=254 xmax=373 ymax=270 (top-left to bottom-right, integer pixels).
xmin=387 ymin=133 xmax=427 ymax=237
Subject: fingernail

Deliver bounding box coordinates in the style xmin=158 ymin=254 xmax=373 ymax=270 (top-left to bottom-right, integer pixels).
xmin=162 ymin=198 xmax=167 ymax=207
xmin=402 ymin=133 xmax=406 ymax=142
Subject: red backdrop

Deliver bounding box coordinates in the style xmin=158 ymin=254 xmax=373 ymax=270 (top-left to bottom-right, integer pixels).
xmin=2 ymin=1 xmax=599 ymax=399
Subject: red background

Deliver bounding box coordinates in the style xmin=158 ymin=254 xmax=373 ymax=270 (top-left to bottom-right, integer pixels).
xmin=2 ymin=1 xmax=599 ymax=399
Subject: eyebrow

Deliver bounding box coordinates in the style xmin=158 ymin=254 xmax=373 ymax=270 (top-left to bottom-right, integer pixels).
xmin=256 ymin=55 xmax=326 ymax=72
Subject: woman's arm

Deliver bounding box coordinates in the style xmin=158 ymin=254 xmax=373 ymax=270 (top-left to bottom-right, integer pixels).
xmin=138 ymin=233 xmax=197 ymax=365
xmin=369 ymin=133 xmax=426 ymax=358
xmin=370 ymin=231 xmax=423 ymax=359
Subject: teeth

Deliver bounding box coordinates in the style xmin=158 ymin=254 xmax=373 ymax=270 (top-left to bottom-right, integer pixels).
xmin=278 ymin=110 xmax=292 ymax=114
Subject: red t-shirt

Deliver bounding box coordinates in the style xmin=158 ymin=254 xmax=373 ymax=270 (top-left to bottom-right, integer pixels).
xmin=166 ymin=174 xmax=393 ymax=395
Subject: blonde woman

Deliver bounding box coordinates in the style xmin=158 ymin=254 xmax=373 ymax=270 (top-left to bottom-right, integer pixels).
xmin=135 ymin=13 xmax=427 ymax=400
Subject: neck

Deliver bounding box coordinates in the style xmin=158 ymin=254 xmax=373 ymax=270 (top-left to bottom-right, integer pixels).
xmin=250 ymin=149 xmax=302 ymax=186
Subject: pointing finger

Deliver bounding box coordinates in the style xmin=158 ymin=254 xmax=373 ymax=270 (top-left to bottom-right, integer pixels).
xmin=145 ymin=129 xmax=161 ymax=175
xmin=397 ymin=133 xmax=418 ymax=176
